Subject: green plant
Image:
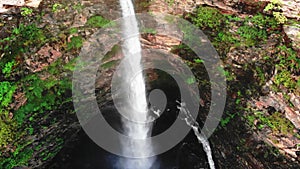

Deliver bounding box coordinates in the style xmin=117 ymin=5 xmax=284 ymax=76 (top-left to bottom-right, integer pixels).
xmin=14 ymin=70 xmax=71 ymax=124
xmin=142 ymin=28 xmax=157 ymax=34
xmin=186 ymin=76 xmax=196 ymax=84
xmin=218 ymin=67 xmax=235 ymax=81
xmin=86 ymin=15 xmax=110 ymax=28
xmin=67 ymin=36 xmax=83 ymax=50
xmin=0 ymin=111 xmax=18 ymax=150
xmin=191 ymin=6 xmax=225 ymax=31
xmin=73 ymin=3 xmax=83 ymax=11
xmin=20 ymin=7 xmax=33 ymax=16
xmin=247 ymin=110 xmax=295 ymax=134
xmin=237 ymin=24 xmax=267 ymax=47
xmin=274 ymin=70 xmax=296 ymax=89
xmin=0 ymin=24 xmax=46 ymax=61
xmin=0 ymin=81 xmax=17 ymax=150
xmin=272 ymin=45 xmax=300 ymax=91
xmin=194 ymin=58 xmax=204 ymax=64
xmin=68 ymin=27 xmax=78 ymax=34
xmin=220 ymin=112 xmax=236 ymax=127
xmin=0 ymin=147 xmax=33 ymax=169
xmin=264 ymin=0 xmax=287 ymax=24
xmin=2 ymin=60 xmax=15 ymax=77
xmin=52 ymin=3 xmax=62 ymax=12
xmin=213 ymin=31 xmax=237 ymax=52
xmin=165 ymin=0 xmax=175 ymax=6
xmin=0 ymin=81 xmax=16 ymax=108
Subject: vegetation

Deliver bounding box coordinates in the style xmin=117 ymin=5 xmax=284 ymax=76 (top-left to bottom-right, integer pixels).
xmin=0 ymin=6 xmax=76 ymax=167
xmin=0 ymin=81 xmax=17 ymax=149
xmin=189 ymin=6 xmax=299 ymax=140
xmin=67 ymin=36 xmax=83 ymax=50
xmin=0 ymin=1 xmax=299 ymax=168
xmin=86 ymin=15 xmax=110 ymax=28
xmin=247 ymin=110 xmax=295 ymax=134
xmin=264 ymin=0 xmax=287 ymax=24
xmin=21 ymin=8 xmax=33 ymax=17
xmin=189 ymin=7 xmax=279 ymax=51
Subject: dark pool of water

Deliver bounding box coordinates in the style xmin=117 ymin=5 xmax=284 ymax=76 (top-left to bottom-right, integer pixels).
xmin=48 ymin=69 xmax=211 ymax=169
xmin=50 ymin=130 xmax=181 ymax=169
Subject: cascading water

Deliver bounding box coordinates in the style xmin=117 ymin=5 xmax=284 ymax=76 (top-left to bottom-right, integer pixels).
xmin=177 ymin=102 xmax=215 ymax=169
xmin=118 ymin=1 xmax=216 ymax=168
xmin=118 ymin=0 xmax=154 ymax=168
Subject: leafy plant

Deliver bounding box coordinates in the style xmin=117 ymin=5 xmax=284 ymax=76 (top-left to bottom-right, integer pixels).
xmin=20 ymin=7 xmax=33 ymax=16
xmin=237 ymin=22 xmax=267 ymax=47
xmin=68 ymin=27 xmax=78 ymax=34
xmin=274 ymin=70 xmax=296 ymax=89
xmin=0 ymin=23 xmax=46 ymax=61
xmin=272 ymin=45 xmax=300 ymax=91
xmin=191 ymin=6 xmax=225 ymax=31
xmin=0 ymin=81 xmax=17 ymax=150
xmin=67 ymin=36 xmax=83 ymax=50
xmin=52 ymin=3 xmax=62 ymax=13
xmin=264 ymin=0 xmax=287 ymax=24
xmin=248 ymin=111 xmax=295 ymax=134
xmin=194 ymin=58 xmax=204 ymax=64
xmin=0 ymin=81 xmax=17 ymax=108
xmin=142 ymin=28 xmax=157 ymax=34
xmin=0 ymin=147 xmax=33 ymax=169
xmin=165 ymin=0 xmax=175 ymax=6
xmin=220 ymin=112 xmax=236 ymax=127
xmin=86 ymin=15 xmax=110 ymax=28
xmin=2 ymin=60 xmax=15 ymax=77
xmin=186 ymin=76 xmax=196 ymax=84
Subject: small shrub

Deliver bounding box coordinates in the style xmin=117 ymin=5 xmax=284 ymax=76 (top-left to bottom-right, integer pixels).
xmin=2 ymin=60 xmax=15 ymax=77
xmin=191 ymin=6 xmax=225 ymax=31
xmin=52 ymin=3 xmax=62 ymax=13
xmin=0 ymin=81 xmax=17 ymax=150
xmin=86 ymin=16 xmax=110 ymax=28
xmin=264 ymin=0 xmax=287 ymax=24
xmin=20 ymin=7 xmax=33 ymax=16
xmin=0 ymin=81 xmax=16 ymax=108
xmin=67 ymin=36 xmax=83 ymax=50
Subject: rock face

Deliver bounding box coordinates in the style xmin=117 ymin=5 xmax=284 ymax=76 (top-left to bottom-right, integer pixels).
xmin=0 ymin=0 xmax=42 ymax=13
xmin=2 ymin=0 xmax=299 ymax=168
xmin=284 ymin=24 xmax=300 ymax=50
xmin=281 ymin=0 xmax=300 ymax=20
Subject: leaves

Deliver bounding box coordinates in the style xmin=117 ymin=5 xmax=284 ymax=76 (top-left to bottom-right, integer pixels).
xmin=0 ymin=81 xmax=17 ymax=108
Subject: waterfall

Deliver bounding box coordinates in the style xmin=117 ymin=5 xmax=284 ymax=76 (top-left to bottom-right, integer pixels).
xmin=118 ymin=0 xmax=154 ymax=168
xmin=118 ymin=1 xmax=216 ymax=168
xmin=177 ymin=102 xmax=216 ymax=169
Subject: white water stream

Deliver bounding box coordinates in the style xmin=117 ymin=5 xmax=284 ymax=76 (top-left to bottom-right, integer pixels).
xmin=118 ymin=1 xmax=215 ymax=168
xmin=177 ymin=102 xmax=215 ymax=169
xmin=118 ymin=0 xmax=154 ymax=168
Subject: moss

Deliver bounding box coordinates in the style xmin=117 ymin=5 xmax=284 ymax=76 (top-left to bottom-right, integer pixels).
xmin=0 ymin=111 xmax=18 ymax=149
xmin=247 ymin=110 xmax=295 ymax=135
xmin=190 ymin=6 xmax=226 ymax=32
xmin=67 ymin=36 xmax=83 ymax=50
xmin=0 ymin=148 xmax=33 ymax=169
xmin=268 ymin=112 xmax=295 ymax=134
xmin=0 ymin=24 xmax=46 ymax=72
xmin=102 ymin=45 xmax=121 ymax=62
xmin=101 ymin=60 xmax=119 ymax=69
xmin=237 ymin=24 xmax=267 ymax=47
xmin=274 ymin=70 xmax=297 ymax=89
xmin=189 ymin=7 xmax=279 ymax=50
xmin=86 ymin=15 xmax=110 ymax=28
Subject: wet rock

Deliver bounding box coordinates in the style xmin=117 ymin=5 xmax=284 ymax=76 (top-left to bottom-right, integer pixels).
xmin=283 ymin=24 xmax=300 ymax=51
xmin=257 ymin=92 xmax=300 ymax=129
xmin=0 ymin=0 xmax=42 ymax=13
xmin=281 ymin=0 xmax=300 ymax=20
